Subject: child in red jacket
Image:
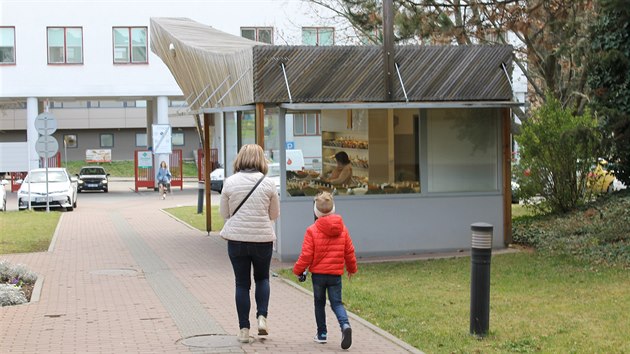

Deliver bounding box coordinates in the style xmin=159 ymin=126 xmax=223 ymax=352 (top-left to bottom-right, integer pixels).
xmin=293 ymin=191 xmax=358 ymax=349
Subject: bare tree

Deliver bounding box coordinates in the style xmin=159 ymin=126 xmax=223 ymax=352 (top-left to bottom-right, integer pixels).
xmin=307 ymin=0 xmax=596 ymax=113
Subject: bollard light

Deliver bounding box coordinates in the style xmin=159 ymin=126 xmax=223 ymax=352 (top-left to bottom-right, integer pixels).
xmin=470 ymin=222 xmax=493 ymax=337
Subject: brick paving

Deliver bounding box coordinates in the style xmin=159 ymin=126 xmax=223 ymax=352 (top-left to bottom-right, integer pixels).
xmin=1 ymin=183 xmax=422 ymax=353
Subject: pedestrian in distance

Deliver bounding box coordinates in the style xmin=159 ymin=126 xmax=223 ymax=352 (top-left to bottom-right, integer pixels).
xmin=220 ymin=144 xmax=280 ymax=343
xmin=293 ymin=191 xmax=358 ymax=350
xmin=156 ymin=161 xmax=171 ymax=199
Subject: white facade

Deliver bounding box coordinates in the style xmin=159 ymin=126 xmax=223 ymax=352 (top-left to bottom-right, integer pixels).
xmin=0 ymin=0 xmax=339 ymax=99
xmin=0 ymin=0 xmax=342 ymax=168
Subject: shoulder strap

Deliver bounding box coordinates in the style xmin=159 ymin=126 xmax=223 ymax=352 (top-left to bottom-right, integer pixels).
xmin=231 ymin=175 xmax=265 ymax=217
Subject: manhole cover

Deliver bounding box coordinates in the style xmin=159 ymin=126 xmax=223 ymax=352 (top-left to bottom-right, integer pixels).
xmin=179 ymin=334 xmax=241 ymax=348
xmin=90 ymin=268 xmax=138 ymax=276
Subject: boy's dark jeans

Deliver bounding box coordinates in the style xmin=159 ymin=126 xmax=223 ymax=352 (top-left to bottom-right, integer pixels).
xmin=311 ymin=273 xmax=350 ymax=335
xmin=227 ymin=240 xmax=273 ymax=329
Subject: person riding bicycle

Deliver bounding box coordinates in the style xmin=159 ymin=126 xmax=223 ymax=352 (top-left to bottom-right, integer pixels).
xmin=157 ymin=161 xmax=172 ymax=199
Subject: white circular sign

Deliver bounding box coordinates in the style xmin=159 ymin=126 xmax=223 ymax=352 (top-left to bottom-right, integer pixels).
xmin=36 ymin=135 xmax=59 ymax=158
xmin=34 ymin=112 xmax=58 ymax=136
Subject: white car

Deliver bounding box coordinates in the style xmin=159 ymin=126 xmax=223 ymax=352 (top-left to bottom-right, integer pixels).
xmin=17 ymin=168 xmax=78 ymax=211
xmin=0 ymin=179 xmax=8 ymax=212
xmin=210 ymin=164 xmax=281 ymax=194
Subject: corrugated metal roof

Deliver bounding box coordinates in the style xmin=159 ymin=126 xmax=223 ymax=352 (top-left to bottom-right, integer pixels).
xmin=253 ymin=45 xmax=513 ymax=103
xmin=150 ymin=18 xmax=514 ymax=107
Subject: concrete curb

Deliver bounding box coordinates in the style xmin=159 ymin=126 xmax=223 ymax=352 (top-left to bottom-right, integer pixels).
xmin=276 ymin=275 xmax=425 ymax=354
xmin=30 ymin=275 xmax=44 ymax=303
xmin=47 ymin=213 xmax=64 ymax=253
xmin=159 ymin=208 xmax=205 ymax=234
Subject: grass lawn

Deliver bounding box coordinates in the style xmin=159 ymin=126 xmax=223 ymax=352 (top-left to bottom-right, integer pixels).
xmin=0 ymin=211 xmax=61 ymax=254
xmin=278 ymin=252 xmax=630 ymax=353
xmin=511 ymin=203 xmax=539 ymax=219
xmin=163 ymin=205 xmax=224 ymax=231
xmin=63 ymin=160 xmax=199 ymax=178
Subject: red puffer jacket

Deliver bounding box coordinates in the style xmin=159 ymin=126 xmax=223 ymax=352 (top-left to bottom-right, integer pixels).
xmin=293 ymin=214 xmax=358 ymax=276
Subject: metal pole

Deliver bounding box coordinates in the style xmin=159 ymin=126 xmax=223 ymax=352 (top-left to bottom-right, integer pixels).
xmin=197 ymin=181 xmax=204 ymax=214
xmin=470 ymin=222 xmax=493 ymax=337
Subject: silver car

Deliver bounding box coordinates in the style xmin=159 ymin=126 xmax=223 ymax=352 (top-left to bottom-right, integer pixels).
xmin=17 ymin=168 xmax=78 ymax=211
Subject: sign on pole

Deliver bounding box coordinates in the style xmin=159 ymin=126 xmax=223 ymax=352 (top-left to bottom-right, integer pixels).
xmin=35 ymin=135 xmax=59 ymax=159
xmin=34 ymin=112 xmax=58 ymax=135
xmin=152 ymin=124 xmax=172 ymax=154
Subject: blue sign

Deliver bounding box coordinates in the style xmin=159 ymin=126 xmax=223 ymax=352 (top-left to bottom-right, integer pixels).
xmin=285 ymin=141 xmax=295 ymax=149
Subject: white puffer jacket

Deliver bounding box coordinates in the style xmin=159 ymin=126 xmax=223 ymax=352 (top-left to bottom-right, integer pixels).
xmin=219 ymin=171 xmax=280 ymax=242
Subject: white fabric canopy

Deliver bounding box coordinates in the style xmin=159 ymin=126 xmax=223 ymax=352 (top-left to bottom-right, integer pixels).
xmin=150 ymin=17 xmax=262 ymax=109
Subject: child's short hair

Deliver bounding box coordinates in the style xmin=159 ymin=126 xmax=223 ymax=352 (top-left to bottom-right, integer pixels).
xmin=314 ymin=191 xmax=335 ymax=218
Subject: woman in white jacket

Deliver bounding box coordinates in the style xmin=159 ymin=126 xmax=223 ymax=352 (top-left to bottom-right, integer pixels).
xmin=220 ymin=144 xmax=280 ymax=343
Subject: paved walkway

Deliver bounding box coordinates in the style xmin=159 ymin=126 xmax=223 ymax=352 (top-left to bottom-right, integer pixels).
xmin=1 ymin=183 xmax=421 ymax=353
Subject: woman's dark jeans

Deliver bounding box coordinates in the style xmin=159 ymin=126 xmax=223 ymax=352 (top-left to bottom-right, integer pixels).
xmin=311 ymin=273 xmax=350 ymax=335
xmin=227 ymin=240 xmax=273 ymax=329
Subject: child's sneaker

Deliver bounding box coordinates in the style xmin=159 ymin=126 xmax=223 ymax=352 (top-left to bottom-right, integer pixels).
xmin=313 ymin=332 xmax=327 ymax=343
xmin=341 ymin=324 xmax=352 ymax=349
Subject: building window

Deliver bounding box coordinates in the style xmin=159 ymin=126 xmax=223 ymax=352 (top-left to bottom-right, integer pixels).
xmin=113 ymin=27 xmax=148 ymax=64
xmin=241 ymin=27 xmax=273 ymax=44
xmin=135 ymin=133 xmax=147 ymax=147
xmin=302 ymin=27 xmax=334 ymax=46
xmin=63 ymin=134 xmax=78 ymax=148
xmin=169 ymin=100 xmax=187 ymax=107
xmin=427 ymin=108 xmax=499 ymax=193
xmin=0 ymin=27 xmax=16 ymax=64
xmin=47 ymin=27 xmax=83 ymax=64
xmin=172 ymin=132 xmax=185 ymax=146
xmin=293 ymin=112 xmax=320 ymax=136
xmin=96 ymin=100 xmax=125 ymax=108
xmin=100 ymin=133 xmax=114 ymax=148
xmin=60 ymin=101 xmax=88 ymax=108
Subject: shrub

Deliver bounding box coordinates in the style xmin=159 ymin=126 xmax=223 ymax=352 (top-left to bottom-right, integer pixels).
xmin=513 ymin=189 xmax=630 ymax=268
xmin=0 ymin=260 xmax=38 ymax=306
xmin=0 ymin=284 xmax=27 ymax=306
xmin=515 ymin=94 xmax=603 ymax=213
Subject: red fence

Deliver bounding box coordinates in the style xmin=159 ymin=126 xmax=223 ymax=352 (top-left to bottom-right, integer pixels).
xmin=134 ymin=150 xmax=183 ymax=192
xmin=40 ymin=153 xmax=61 ymax=168
xmin=169 ymin=149 xmax=183 ymax=190
xmin=10 ymin=172 xmax=27 ymax=192
xmin=134 ymin=150 xmax=154 ymax=192
xmin=197 ymin=148 xmax=219 ymax=181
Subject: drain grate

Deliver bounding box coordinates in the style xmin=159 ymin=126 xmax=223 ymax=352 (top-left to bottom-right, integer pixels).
xmin=90 ymin=268 xmax=138 ymax=276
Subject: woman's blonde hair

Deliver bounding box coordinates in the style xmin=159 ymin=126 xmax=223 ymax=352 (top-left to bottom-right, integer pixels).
xmin=233 ymin=144 xmax=268 ymax=174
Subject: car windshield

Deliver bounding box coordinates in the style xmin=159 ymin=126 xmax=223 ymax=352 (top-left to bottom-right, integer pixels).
xmin=25 ymin=171 xmax=68 ymax=183
xmin=80 ymin=168 xmax=105 ymax=175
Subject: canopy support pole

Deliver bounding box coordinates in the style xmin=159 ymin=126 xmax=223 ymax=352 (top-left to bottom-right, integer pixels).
xmin=215 ymin=69 xmax=251 ymax=107
xmin=200 ymin=76 xmax=231 ymax=108
xmin=281 ymin=63 xmax=293 ymax=104
xmin=395 ymin=63 xmax=409 ymax=103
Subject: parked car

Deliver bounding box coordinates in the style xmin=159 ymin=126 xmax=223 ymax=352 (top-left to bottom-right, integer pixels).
xmin=17 ymin=168 xmax=78 ymax=211
xmin=77 ymin=166 xmax=110 ymax=192
xmin=210 ymin=168 xmax=224 ymax=193
xmin=209 ymin=163 xmax=281 ymax=194
xmin=1 ymin=179 xmax=8 ymax=212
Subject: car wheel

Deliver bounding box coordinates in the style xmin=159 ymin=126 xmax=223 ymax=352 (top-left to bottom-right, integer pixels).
xmin=73 ymin=199 xmax=77 ymax=208
xmin=104 ymin=188 xmax=108 ymax=193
